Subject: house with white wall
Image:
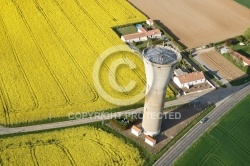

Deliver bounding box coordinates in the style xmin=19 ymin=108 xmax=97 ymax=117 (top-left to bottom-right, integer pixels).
xmin=121 ymin=33 xmax=148 ymax=42
xmin=145 ymin=135 xmax=156 ymax=146
xmin=131 ymin=125 xmax=142 ymax=137
xmin=121 ymin=19 xmax=161 ymax=43
xmin=146 ymin=19 xmax=154 ymax=26
xmin=173 ymin=71 xmax=206 ymax=89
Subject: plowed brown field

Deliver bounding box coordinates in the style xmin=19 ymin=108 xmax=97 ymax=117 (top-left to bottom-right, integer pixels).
xmin=199 ymin=49 xmax=244 ymax=80
xmin=128 ymin=0 xmax=250 ymax=48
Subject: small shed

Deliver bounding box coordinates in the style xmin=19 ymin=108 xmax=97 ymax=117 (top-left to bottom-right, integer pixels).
xmin=145 ymin=135 xmax=156 ymax=146
xmin=131 ymin=125 xmax=142 ymax=137
xmin=220 ymin=47 xmax=229 ymax=54
xmin=146 ymin=19 xmax=154 ymax=26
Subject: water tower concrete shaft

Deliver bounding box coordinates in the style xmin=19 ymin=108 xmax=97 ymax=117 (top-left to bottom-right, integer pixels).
xmin=142 ymin=46 xmax=181 ymax=136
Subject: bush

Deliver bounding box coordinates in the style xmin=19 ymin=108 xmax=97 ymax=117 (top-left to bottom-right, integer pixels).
xmin=152 ymin=39 xmax=163 ymax=45
xmin=243 ymin=28 xmax=250 ymax=40
xmin=225 ymin=38 xmax=237 ymax=46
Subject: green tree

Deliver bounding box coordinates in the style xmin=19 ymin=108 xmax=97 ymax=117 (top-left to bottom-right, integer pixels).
xmin=243 ymin=28 xmax=250 ymax=40
xmin=147 ymin=38 xmax=153 ymax=47
xmin=237 ymin=35 xmax=245 ymax=43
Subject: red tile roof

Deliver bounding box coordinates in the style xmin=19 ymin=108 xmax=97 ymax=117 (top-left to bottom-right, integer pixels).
xmin=145 ymin=29 xmax=161 ymax=36
xmin=147 ymin=19 xmax=153 ymax=23
xmin=232 ymin=51 xmax=250 ymax=65
xmin=122 ymin=29 xmax=161 ymax=40
xmin=176 ymin=72 xmax=205 ymax=84
xmin=132 ymin=125 xmax=142 ymax=132
xmin=145 ymin=135 xmax=156 ymax=142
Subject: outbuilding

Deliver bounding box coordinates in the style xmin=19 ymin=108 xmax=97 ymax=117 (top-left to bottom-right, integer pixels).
xmin=146 ymin=19 xmax=154 ymax=26
xmin=145 ymin=135 xmax=156 ymax=146
xmin=131 ymin=125 xmax=142 ymax=137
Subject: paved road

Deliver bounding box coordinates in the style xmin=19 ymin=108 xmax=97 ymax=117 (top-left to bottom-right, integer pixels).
xmin=0 ymin=82 xmax=244 ymax=136
xmin=153 ymin=83 xmax=250 ymax=166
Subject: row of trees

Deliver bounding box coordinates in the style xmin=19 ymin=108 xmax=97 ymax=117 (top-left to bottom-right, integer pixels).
xmin=225 ymin=28 xmax=250 ymax=46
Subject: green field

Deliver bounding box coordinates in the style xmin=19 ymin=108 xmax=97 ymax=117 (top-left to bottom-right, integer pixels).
xmin=174 ymin=94 xmax=250 ymax=166
xmin=235 ymin=0 xmax=250 ymax=8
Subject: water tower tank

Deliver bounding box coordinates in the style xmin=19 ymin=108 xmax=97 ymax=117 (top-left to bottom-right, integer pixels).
xmin=142 ymin=46 xmax=181 ymax=136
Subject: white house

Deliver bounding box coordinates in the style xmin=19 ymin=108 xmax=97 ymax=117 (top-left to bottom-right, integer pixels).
xmin=121 ymin=19 xmax=161 ymax=43
xmin=173 ymin=72 xmax=206 ymax=89
xmin=121 ymin=33 xmax=148 ymax=42
xmin=146 ymin=19 xmax=154 ymax=26
xmin=131 ymin=125 xmax=142 ymax=137
xmin=145 ymin=29 xmax=161 ymax=38
xmin=145 ymin=135 xmax=156 ymax=146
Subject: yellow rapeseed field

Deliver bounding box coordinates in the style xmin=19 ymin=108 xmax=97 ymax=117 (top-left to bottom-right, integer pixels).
xmin=0 ymin=126 xmax=144 ymax=165
xmin=0 ymin=0 xmax=174 ymax=124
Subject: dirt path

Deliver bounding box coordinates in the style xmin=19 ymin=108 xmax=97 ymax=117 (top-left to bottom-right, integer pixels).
xmin=129 ymin=0 xmax=250 ymax=48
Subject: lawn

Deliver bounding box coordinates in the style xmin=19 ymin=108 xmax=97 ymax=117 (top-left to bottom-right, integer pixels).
xmin=174 ymin=94 xmax=250 ymax=165
xmin=114 ymin=25 xmax=138 ymax=36
xmin=234 ymin=0 xmax=250 ymax=8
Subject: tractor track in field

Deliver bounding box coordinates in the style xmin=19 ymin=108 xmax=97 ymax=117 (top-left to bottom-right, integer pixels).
xmin=0 ymin=14 xmax=38 ymax=114
xmin=12 ymin=0 xmax=71 ymax=106
xmin=33 ymin=0 xmax=98 ymax=103
xmin=73 ymin=0 xmax=146 ymax=86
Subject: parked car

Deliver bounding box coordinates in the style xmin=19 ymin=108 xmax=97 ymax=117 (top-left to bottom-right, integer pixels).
xmin=200 ymin=117 xmax=209 ymax=124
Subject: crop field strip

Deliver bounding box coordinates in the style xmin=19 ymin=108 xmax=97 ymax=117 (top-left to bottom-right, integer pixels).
xmin=174 ymin=94 xmax=250 ymax=166
xmin=0 ymin=0 xmax=147 ymax=124
xmin=0 ymin=126 xmax=144 ymax=165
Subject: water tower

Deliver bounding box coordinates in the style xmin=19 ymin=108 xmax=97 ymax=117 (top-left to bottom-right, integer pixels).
xmin=142 ymin=46 xmax=181 ymax=136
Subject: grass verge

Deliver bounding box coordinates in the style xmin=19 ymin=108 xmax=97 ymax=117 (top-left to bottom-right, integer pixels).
xmin=173 ymin=94 xmax=250 ymax=165
xmin=145 ymin=104 xmax=215 ymax=166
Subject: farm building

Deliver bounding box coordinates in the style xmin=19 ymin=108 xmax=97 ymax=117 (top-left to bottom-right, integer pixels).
xmin=231 ymin=51 xmax=250 ymax=66
xmin=121 ymin=28 xmax=161 ymax=42
xmin=146 ymin=19 xmax=154 ymax=26
xmin=121 ymin=33 xmax=148 ymax=42
xmin=131 ymin=125 xmax=142 ymax=137
xmin=121 ymin=19 xmax=161 ymax=43
xmin=145 ymin=135 xmax=156 ymax=146
xmin=173 ymin=71 xmax=206 ymax=89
